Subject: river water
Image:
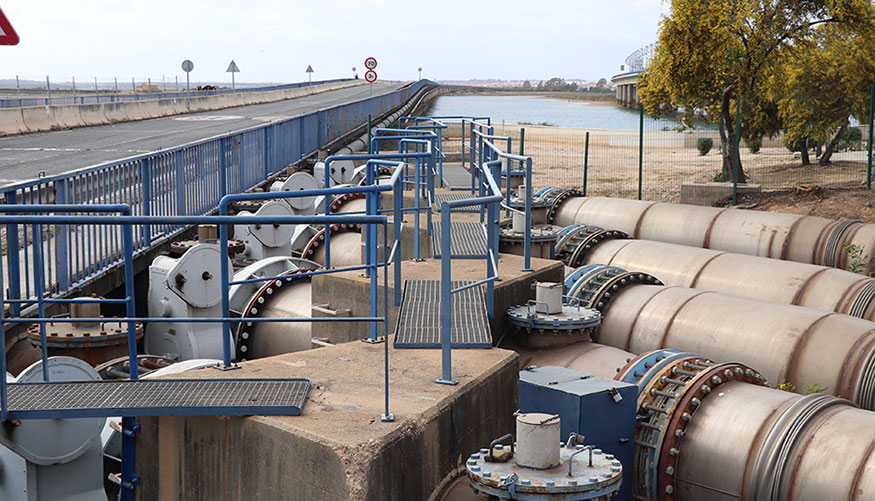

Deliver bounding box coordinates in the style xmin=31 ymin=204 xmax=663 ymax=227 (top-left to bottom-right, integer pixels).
xmin=424 ymin=94 xmax=676 ymax=131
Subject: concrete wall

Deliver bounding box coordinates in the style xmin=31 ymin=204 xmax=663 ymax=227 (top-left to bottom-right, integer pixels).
xmin=2 ymin=80 xmax=366 ymax=136
xmin=134 ymin=341 xmax=519 ymax=500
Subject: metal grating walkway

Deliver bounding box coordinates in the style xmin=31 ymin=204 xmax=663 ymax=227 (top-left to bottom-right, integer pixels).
xmin=441 ymin=163 xmax=474 ymax=191
xmin=394 ymin=280 xmax=492 ymax=349
xmin=7 ymin=378 xmax=310 ymax=419
xmin=434 ymin=193 xmax=481 ymax=213
xmin=432 ymin=222 xmax=488 ymax=258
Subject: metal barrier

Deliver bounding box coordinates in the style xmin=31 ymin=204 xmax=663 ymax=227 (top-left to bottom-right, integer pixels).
xmin=0 ymin=161 xmax=408 ymax=498
xmin=1 ymin=80 xmax=433 ymax=308
xmin=401 ymin=116 xmax=492 ymax=191
xmin=0 ymin=78 xmax=351 ymax=108
xmin=436 ymin=157 xmax=503 ymax=384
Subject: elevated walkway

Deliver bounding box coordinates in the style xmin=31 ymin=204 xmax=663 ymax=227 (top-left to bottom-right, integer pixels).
xmin=431 ymin=221 xmax=487 ymax=258
xmin=394 ymin=279 xmax=492 ymax=349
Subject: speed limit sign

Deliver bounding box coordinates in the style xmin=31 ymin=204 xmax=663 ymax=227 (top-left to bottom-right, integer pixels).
xmin=364 ymin=57 xmax=377 ymax=70
xmin=365 ymin=70 xmax=377 ymax=83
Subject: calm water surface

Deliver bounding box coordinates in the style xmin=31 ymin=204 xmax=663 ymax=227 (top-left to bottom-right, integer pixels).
xmin=425 ymin=95 xmax=677 ymax=131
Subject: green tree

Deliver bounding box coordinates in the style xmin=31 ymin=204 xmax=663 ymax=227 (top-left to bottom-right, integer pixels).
xmin=521 ymin=80 xmax=532 ymax=90
xmin=775 ymin=23 xmax=875 ymax=166
xmin=639 ymin=0 xmax=873 ymax=182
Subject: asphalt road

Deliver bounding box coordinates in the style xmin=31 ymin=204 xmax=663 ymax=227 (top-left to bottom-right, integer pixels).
xmin=0 ymin=81 xmax=402 ymax=184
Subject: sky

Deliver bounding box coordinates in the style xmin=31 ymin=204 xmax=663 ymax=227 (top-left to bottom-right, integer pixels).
xmin=0 ymin=0 xmax=669 ymax=86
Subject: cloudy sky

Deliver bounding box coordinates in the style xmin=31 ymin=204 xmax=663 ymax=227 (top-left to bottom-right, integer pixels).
xmin=0 ymin=1 xmax=668 ymax=85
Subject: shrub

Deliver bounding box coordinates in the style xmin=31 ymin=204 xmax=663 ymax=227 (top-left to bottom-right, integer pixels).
xmin=696 ymin=137 xmax=713 ymax=156
xmin=745 ymin=136 xmax=762 ymax=154
xmin=838 ymin=126 xmax=863 ymax=151
xmin=712 ymin=171 xmax=729 ymax=182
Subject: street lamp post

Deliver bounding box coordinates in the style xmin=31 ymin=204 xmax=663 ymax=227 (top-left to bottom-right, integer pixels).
xmin=418 ymin=67 xmax=422 ymax=80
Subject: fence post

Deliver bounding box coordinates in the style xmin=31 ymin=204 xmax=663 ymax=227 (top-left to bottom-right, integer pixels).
xmin=638 ymin=104 xmax=644 ymax=200
xmin=519 ymin=128 xmax=525 ymax=170
xmin=868 ymin=84 xmax=874 ymax=190
xmin=583 ymin=131 xmax=590 ymax=196
xmin=734 ymin=95 xmax=741 ymax=205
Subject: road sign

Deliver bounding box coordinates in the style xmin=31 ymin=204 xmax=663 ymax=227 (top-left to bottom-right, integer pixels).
xmin=305 ymin=65 xmax=314 ymax=73
xmin=181 ymin=60 xmax=194 ymax=73
xmin=0 ymin=8 xmax=19 ymax=45
xmin=226 ymin=60 xmax=240 ymax=73
xmin=364 ymin=57 xmax=377 ymax=70
xmin=365 ymin=70 xmax=377 ymax=83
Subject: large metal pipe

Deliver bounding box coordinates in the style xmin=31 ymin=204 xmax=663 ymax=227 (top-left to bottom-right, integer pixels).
xmin=564 ymin=265 xmax=875 ymax=409
xmin=549 ymin=194 xmax=875 ymax=273
xmin=520 ymin=343 xmax=875 ymax=500
xmin=576 ymin=237 xmax=875 ymax=321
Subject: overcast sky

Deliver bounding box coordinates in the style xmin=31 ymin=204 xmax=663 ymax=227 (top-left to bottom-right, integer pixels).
xmin=0 ymin=1 xmax=668 ymax=85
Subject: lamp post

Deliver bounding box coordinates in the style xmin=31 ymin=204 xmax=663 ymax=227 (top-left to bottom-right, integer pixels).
xmin=418 ymin=67 xmax=422 ymax=80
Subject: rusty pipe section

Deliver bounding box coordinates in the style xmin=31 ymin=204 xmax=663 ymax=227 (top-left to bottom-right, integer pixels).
xmin=548 ymin=193 xmax=875 ymax=273
xmin=565 ymin=265 xmax=875 ymax=410
xmin=573 ymin=237 xmax=875 ymax=321
xmin=520 ymin=344 xmax=875 ymax=500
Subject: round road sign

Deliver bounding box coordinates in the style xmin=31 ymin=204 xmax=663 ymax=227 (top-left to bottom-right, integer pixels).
xmin=364 ymin=57 xmax=377 ymax=70
xmin=181 ymin=59 xmax=194 ymax=73
xmin=365 ymin=70 xmax=377 ymax=83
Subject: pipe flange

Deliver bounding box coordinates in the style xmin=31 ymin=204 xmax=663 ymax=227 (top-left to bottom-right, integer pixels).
xmin=235 ymin=269 xmax=311 ymax=361
xmin=300 ymin=223 xmax=363 ymax=260
xmin=566 ymin=265 xmax=662 ymax=322
xmin=27 ymin=319 xmax=144 ymax=349
xmin=506 ymin=304 xmax=601 ymax=332
xmin=656 ymin=362 xmax=767 ymax=500
xmin=554 ymin=225 xmax=604 ymax=260
xmin=329 ymin=192 xmax=366 ymax=213
xmin=546 ymin=189 xmax=585 ymax=225
xmin=499 ymin=224 xmax=563 ymax=244
xmin=507 ymin=187 xmax=565 ymax=210
xmin=556 ymin=226 xmax=630 ymax=268
xmin=170 ymin=239 xmax=246 ymax=257
xmin=854 ymin=346 xmax=875 ymax=412
xmin=357 ymin=165 xmax=395 ymax=186
xmin=822 ymin=219 xmax=861 ymax=268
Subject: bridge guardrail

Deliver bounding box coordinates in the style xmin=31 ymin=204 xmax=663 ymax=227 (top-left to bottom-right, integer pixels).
xmin=1 ymin=80 xmax=434 ymax=309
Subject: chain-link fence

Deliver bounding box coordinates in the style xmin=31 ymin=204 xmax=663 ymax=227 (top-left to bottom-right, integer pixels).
xmin=438 ymin=101 xmax=874 ymax=204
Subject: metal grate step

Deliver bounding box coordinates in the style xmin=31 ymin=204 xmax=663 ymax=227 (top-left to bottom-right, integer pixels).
xmin=431 ymin=222 xmax=488 ymax=258
xmin=434 ymin=193 xmax=481 ymax=213
xmin=7 ymin=378 xmax=310 ymax=419
xmin=441 ymin=164 xmax=474 ymax=191
xmin=394 ymin=280 xmax=492 ymax=349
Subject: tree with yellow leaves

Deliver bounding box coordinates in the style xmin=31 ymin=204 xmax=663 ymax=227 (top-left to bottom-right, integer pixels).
xmin=639 ymin=0 xmax=874 ymax=182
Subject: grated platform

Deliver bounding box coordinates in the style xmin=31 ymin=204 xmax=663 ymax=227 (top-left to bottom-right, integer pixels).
xmin=434 ymin=193 xmax=481 ymax=213
xmin=394 ymin=280 xmax=492 ymax=349
xmin=441 ymin=164 xmax=475 ymax=191
xmin=7 ymin=378 xmax=310 ymax=419
xmin=432 ymin=222 xmax=488 ymax=258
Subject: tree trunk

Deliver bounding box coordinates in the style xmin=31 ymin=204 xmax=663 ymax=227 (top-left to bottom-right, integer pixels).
xmin=819 ymin=121 xmax=848 ymax=166
xmin=800 ymin=137 xmax=811 ymax=166
xmin=719 ymin=83 xmax=747 ymax=183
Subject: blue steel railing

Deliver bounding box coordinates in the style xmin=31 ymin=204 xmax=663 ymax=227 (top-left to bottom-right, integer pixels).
xmin=471 ymin=128 xmax=515 ymax=217
xmin=436 ymin=158 xmax=503 ymax=385
xmin=0 ymin=78 xmax=351 ymax=108
xmin=0 ymin=170 xmax=405 ymax=497
xmin=401 ymin=116 xmax=492 ymax=191
xmin=0 ymin=80 xmax=433 ymax=309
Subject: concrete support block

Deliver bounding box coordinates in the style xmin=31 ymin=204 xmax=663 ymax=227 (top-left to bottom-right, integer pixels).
xmin=135 ymin=339 xmax=519 ymax=500
xmin=680 ymin=181 xmax=762 ymax=206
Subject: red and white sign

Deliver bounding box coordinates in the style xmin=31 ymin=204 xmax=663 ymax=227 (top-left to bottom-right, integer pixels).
xmin=364 ymin=70 xmax=377 ymax=83
xmin=0 ymin=8 xmax=19 ymax=45
xmin=364 ymin=57 xmax=377 ymax=70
